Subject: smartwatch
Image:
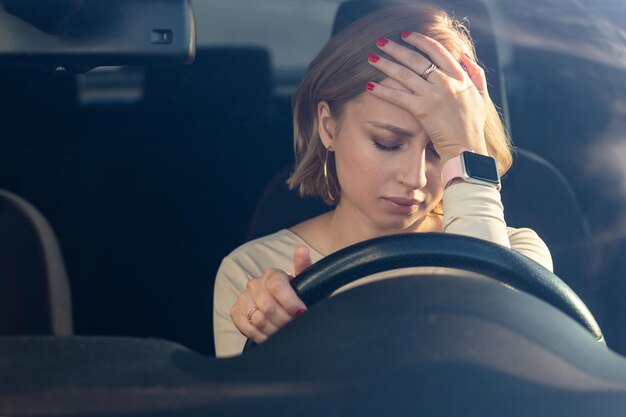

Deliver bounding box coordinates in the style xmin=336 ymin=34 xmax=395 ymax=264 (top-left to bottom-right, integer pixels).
xmin=441 ymin=150 xmax=501 ymax=191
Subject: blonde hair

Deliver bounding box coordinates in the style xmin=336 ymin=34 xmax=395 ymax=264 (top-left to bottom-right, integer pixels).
xmin=288 ymin=3 xmax=512 ymax=205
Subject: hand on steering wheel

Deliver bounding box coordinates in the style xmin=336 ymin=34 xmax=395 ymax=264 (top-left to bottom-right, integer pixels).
xmin=231 ymin=246 xmax=311 ymax=344
xmin=244 ymin=233 xmax=604 ymax=352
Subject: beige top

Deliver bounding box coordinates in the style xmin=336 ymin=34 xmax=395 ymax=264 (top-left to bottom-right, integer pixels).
xmin=213 ymin=183 xmax=553 ymax=357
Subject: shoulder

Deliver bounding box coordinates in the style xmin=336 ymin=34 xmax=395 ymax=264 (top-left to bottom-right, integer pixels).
xmin=227 ymin=229 xmax=303 ymax=262
xmin=219 ymin=229 xmax=302 ymax=281
xmin=506 ymin=227 xmax=554 ymax=272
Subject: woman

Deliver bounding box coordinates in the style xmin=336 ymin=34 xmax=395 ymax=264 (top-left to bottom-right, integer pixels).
xmin=213 ymin=3 xmax=552 ymax=358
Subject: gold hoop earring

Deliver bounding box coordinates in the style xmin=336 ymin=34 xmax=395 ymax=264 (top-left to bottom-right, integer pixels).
xmin=323 ymin=148 xmax=336 ymax=202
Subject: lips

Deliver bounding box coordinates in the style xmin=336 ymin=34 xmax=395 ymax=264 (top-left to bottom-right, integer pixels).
xmin=384 ymin=196 xmax=422 ymax=206
xmin=382 ymin=196 xmax=422 ymax=215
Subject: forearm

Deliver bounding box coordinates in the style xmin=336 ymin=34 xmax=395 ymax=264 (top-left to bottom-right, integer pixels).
xmin=442 ymin=181 xmax=510 ymax=248
xmin=442 ymin=181 xmax=553 ymax=271
xmin=213 ymin=257 xmax=249 ymax=357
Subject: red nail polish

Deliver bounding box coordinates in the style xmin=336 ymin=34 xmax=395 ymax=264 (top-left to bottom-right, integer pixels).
xmin=368 ymin=53 xmax=380 ymax=62
xmin=366 ymin=82 xmax=375 ymax=91
xmin=295 ymin=309 xmax=305 ymax=316
xmin=401 ymin=31 xmax=412 ymax=39
xmin=376 ymin=37 xmax=389 ymax=47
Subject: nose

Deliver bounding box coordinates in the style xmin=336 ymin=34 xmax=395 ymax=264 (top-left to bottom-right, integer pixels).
xmin=396 ymin=148 xmax=427 ymax=190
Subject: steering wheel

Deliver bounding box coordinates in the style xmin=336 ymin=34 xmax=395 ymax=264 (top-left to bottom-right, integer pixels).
xmin=244 ymin=233 xmax=604 ymax=352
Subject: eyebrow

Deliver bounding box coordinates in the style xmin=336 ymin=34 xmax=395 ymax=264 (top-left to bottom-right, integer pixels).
xmin=366 ymin=121 xmax=414 ymax=137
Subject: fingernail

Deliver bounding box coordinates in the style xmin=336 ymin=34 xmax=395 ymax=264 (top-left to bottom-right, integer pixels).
xmin=368 ymin=53 xmax=380 ymax=62
xmin=366 ymin=82 xmax=375 ymax=91
xmin=463 ymin=52 xmax=473 ymax=61
xmin=295 ymin=309 xmax=305 ymax=316
xmin=401 ymin=31 xmax=412 ymax=39
xmin=376 ymin=37 xmax=389 ymax=47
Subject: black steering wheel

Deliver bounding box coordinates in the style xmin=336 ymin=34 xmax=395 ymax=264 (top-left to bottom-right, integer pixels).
xmin=244 ymin=233 xmax=604 ymax=352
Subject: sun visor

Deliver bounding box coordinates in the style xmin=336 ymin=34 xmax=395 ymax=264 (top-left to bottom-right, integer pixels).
xmin=0 ymin=0 xmax=196 ymax=71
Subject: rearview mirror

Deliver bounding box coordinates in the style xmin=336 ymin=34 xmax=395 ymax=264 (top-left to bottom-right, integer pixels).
xmin=0 ymin=0 xmax=196 ymax=70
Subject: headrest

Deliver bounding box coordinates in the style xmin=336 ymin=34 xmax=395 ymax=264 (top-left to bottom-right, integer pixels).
xmin=331 ymin=0 xmax=387 ymax=36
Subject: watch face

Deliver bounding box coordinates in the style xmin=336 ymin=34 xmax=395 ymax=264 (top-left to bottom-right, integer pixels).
xmin=462 ymin=151 xmax=500 ymax=184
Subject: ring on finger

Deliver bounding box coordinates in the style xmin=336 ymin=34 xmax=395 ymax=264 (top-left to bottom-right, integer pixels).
xmin=247 ymin=306 xmax=260 ymax=325
xmin=421 ymin=62 xmax=438 ymax=80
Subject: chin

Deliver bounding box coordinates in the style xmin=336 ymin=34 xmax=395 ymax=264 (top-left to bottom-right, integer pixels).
xmin=377 ymin=215 xmax=424 ymax=233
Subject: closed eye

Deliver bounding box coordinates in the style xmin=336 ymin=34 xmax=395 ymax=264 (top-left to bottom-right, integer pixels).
xmin=373 ymin=140 xmax=403 ymax=152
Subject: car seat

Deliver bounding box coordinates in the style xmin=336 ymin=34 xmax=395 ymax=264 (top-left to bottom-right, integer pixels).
xmin=0 ymin=189 xmax=73 ymax=335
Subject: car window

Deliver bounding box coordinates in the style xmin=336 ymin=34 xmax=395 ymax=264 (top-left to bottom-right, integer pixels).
xmin=194 ymin=0 xmax=342 ymax=94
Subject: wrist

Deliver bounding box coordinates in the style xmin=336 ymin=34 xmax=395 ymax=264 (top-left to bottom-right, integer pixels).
xmin=440 ymin=145 xmax=489 ymax=164
xmin=438 ymin=133 xmax=489 ymax=162
xmin=441 ymin=151 xmax=501 ymax=191
xmin=445 ymin=178 xmax=466 ymax=188
xmin=440 ymin=150 xmax=467 ymax=165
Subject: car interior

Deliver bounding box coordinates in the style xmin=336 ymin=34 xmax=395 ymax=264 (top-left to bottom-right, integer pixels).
xmin=1 ymin=0 xmax=626 ymax=414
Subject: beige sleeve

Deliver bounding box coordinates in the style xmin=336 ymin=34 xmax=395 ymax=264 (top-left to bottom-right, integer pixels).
xmin=442 ymin=182 xmax=553 ymax=272
xmin=507 ymin=227 xmax=553 ymax=272
xmin=213 ymin=256 xmax=250 ymax=358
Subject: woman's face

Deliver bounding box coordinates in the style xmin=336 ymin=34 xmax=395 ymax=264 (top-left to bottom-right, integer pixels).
xmin=322 ymin=78 xmax=444 ymax=232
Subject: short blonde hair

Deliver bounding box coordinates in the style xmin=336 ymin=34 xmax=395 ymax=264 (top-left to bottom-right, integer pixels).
xmin=288 ymin=3 xmax=512 ymax=205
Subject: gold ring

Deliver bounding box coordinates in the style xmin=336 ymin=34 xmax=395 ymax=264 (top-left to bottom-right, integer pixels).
xmin=421 ymin=63 xmax=437 ymax=80
xmin=247 ymin=307 xmax=260 ymax=325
